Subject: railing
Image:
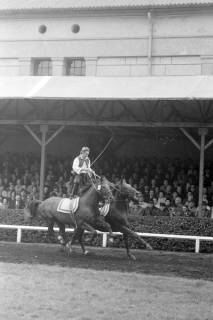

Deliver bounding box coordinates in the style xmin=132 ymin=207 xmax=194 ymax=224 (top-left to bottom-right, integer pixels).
xmin=0 ymin=224 xmax=213 ymax=253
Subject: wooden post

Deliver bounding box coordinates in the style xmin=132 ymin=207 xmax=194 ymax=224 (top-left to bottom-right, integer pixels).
xmin=102 ymin=233 xmax=107 ymax=248
xmin=198 ymin=128 xmax=208 ymax=217
xmin=39 ymin=125 xmax=48 ymax=200
xmin=17 ymin=228 xmax=22 ymax=243
xmin=195 ymin=238 xmax=200 ymax=253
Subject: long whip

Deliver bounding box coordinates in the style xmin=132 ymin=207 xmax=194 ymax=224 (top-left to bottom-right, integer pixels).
xmin=91 ymin=136 xmax=114 ymax=166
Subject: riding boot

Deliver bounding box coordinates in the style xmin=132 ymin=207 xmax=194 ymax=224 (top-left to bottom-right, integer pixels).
xmin=70 ymin=183 xmax=79 ymax=198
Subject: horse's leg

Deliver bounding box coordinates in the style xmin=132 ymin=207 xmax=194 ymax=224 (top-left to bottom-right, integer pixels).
xmin=57 ymin=222 xmax=68 ymax=250
xmin=66 ymin=227 xmax=82 ymax=255
xmin=78 ymin=222 xmax=98 ymax=247
xmin=88 ymin=231 xmax=97 ymax=246
xmin=96 ymin=216 xmax=115 ymax=238
xmin=120 ymin=225 xmax=153 ymax=250
xmin=123 ymin=233 xmax=136 ymax=260
xmin=77 ymin=228 xmax=90 ymax=255
xmin=45 ymin=220 xmax=55 ymax=242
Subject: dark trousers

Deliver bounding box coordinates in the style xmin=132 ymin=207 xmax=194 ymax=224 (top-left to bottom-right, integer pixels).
xmin=71 ymin=173 xmax=90 ymax=197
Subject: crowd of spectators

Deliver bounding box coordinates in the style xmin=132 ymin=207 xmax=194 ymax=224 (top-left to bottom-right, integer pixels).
xmin=0 ymin=152 xmax=212 ymax=218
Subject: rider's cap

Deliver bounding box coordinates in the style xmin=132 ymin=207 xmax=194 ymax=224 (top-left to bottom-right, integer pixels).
xmin=81 ymin=146 xmax=90 ymax=153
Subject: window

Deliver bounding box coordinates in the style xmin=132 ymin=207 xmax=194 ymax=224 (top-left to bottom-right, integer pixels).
xmin=33 ymin=59 xmax=52 ymax=76
xmin=65 ymin=58 xmax=86 ymax=76
xmin=71 ymin=24 xmax=80 ymax=33
xmin=38 ymin=25 xmax=47 ymax=34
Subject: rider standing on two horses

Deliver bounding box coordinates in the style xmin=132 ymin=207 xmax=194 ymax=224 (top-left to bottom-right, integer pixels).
xmin=70 ymin=146 xmax=95 ymax=198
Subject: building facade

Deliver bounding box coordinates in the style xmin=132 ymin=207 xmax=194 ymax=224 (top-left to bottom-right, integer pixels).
xmin=1 ymin=0 xmax=213 ymax=77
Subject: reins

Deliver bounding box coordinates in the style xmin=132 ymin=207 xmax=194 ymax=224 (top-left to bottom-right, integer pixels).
xmin=87 ymin=173 xmax=112 ymax=201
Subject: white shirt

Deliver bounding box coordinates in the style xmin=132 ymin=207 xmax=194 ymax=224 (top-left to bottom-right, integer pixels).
xmin=72 ymin=156 xmax=91 ymax=175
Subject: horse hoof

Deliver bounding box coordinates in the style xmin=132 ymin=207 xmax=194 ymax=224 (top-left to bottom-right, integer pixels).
xmin=84 ymin=250 xmax=89 ymax=255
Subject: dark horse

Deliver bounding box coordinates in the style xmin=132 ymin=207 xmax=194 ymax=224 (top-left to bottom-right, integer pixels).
xmin=94 ymin=179 xmax=153 ymax=260
xmin=24 ymin=176 xmax=113 ymax=255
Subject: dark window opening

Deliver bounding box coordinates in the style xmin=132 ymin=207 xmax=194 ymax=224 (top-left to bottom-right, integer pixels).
xmin=33 ymin=59 xmax=52 ymax=76
xmin=65 ymin=58 xmax=86 ymax=76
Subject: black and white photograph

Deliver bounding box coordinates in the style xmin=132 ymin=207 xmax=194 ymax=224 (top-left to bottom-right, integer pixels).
xmin=0 ymin=1 xmax=213 ymax=319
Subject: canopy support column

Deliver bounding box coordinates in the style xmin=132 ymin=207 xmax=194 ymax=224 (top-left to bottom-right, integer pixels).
xmin=24 ymin=124 xmax=65 ymax=200
xmin=180 ymin=127 xmax=209 ymax=217
xmin=39 ymin=125 xmax=48 ymax=200
xmin=198 ymin=128 xmax=208 ymax=217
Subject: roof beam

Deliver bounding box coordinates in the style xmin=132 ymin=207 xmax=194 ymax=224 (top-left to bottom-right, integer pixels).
xmin=0 ymin=120 xmax=213 ymax=128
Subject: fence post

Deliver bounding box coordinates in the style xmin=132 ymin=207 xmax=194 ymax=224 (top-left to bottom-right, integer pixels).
xmin=195 ymin=238 xmax=200 ymax=253
xmin=102 ymin=233 xmax=107 ymax=248
xmin=17 ymin=228 xmax=22 ymax=243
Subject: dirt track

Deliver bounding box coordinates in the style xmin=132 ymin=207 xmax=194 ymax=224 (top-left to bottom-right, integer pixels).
xmin=0 ymin=242 xmax=213 ymax=281
xmin=1 ymin=242 xmax=213 ymax=320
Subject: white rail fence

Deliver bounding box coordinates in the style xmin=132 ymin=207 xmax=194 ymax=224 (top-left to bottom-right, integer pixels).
xmin=0 ymin=224 xmax=213 ymax=253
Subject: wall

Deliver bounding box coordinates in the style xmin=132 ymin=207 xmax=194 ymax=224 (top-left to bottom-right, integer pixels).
xmin=0 ymin=58 xmax=19 ymax=75
xmin=0 ymin=7 xmax=213 ymax=76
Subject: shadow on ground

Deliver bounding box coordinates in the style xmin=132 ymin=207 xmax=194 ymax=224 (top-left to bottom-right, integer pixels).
xmin=0 ymin=242 xmax=212 ymax=281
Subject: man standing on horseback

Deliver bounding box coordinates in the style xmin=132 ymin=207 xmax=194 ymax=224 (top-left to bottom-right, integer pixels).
xmin=70 ymin=146 xmax=95 ymax=198
xmin=70 ymin=146 xmax=115 ymax=240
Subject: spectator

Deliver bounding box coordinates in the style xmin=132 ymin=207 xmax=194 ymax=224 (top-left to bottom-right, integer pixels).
xmin=43 ymin=185 xmax=50 ymax=200
xmin=158 ymin=202 xmax=169 ymax=216
xmin=157 ymin=191 xmax=166 ymax=208
xmin=187 ymin=201 xmax=197 ymax=217
xmin=0 ymin=196 xmax=3 ymax=208
xmin=2 ymin=198 xmax=8 ymax=209
xmin=165 ymin=198 xmax=172 ymax=212
xmin=198 ymin=201 xmax=211 ymax=218
xmin=141 ymin=200 xmax=155 ymax=216
xmin=182 ymin=205 xmax=189 ymax=217
xmin=15 ymin=178 xmax=24 ymax=195
xmin=173 ymin=196 xmax=184 ymax=216
xmin=0 ymin=153 xmax=213 ymax=220
xmin=8 ymin=190 xmax=16 ymax=209
xmin=15 ymin=194 xmax=25 ymax=209
xmin=49 ymin=185 xmax=60 ymax=197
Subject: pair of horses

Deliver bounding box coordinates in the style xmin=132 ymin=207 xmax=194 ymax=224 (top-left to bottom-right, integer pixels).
xmin=25 ymin=176 xmax=152 ymax=260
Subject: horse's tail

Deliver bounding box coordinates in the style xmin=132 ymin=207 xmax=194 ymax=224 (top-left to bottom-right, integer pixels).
xmin=28 ymin=200 xmax=42 ymax=220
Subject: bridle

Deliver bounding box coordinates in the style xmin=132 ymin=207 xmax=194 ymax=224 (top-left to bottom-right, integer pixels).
xmin=111 ymin=181 xmax=139 ymax=200
xmin=88 ymin=173 xmax=112 ymax=202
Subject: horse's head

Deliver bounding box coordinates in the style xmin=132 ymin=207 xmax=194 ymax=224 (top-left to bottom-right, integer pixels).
xmin=24 ymin=199 xmax=41 ymax=222
xmin=115 ymin=179 xmax=139 ymax=202
xmin=95 ymin=176 xmax=113 ymax=202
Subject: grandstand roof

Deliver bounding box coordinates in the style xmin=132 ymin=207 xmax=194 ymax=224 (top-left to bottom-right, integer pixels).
xmin=1 ymin=75 xmax=213 ymax=100
xmin=0 ymin=0 xmax=213 ymax=12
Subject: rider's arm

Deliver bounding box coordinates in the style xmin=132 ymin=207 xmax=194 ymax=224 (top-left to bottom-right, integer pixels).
xmin=72 ymin=157 xmax=81 ymax=174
